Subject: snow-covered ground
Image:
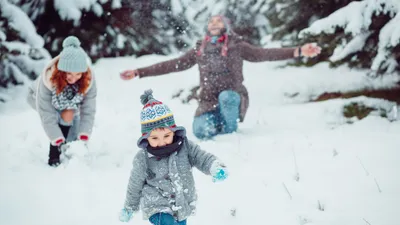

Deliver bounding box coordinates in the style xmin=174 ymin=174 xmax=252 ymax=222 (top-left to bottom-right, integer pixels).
xmin=1 ymin=54 xmax=399 ymax=225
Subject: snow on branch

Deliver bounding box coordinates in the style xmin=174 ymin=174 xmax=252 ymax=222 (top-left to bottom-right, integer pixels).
xmin=299 ymin=0 xmax=400 ymax=73
xmin=330 ymin=31 xmax=372 ymax=62
xmin=54 ymin=0 xmax=99 ymax=25
xmin=0 ymin=29 xmax=5 ymax=41
xmin=0 ymin=0 xmax=44 ymax=47
xmin=299 ymin=1 xmax=366 ymax=37
xmin=371 ymin=13 xmax=400 ymax=72
xmin=300 ymin=0 xmax=399 ymax=38
xmin=111 ymin=0 xmax=121 ymax=9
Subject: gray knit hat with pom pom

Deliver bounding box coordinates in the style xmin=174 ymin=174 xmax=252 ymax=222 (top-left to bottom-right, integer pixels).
xmin=137 ymin=89 xmax=186 ymax=148
xmin=57 ymin=36 xmax=88 ymax=73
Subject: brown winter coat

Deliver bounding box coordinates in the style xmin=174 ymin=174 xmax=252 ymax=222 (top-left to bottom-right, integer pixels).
xmin=137 ymin=35 xmax=297 ymax=122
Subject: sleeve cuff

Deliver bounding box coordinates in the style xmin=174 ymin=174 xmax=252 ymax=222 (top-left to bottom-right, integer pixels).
xmin=78 ymin=133 xmax=90 ymax=141
xmin=138 ymin=69 xmax=146 ymax=78
xmin=51 ymin=137 xmax=65 ymax=146
xmin=209 ymin=160 xmax=224 ymax=175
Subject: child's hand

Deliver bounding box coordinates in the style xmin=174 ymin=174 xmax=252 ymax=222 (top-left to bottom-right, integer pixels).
xmin=212 ymin=167 xmax=228 ymax=182
xmin=210 ymin=161 xmax=229 ymax=182
xmin=119 ymin=208 xmax=134 ymax=222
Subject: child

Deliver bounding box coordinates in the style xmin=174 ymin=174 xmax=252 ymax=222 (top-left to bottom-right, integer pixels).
xmin=27 ymin=36 xmax=97 ymax=167
xmin=119 ymin=89 xmax=228 ymax=225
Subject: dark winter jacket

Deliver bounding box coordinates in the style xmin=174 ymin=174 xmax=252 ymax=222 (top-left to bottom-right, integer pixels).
xmin=137 ymin=35 xmax=297 ymax=122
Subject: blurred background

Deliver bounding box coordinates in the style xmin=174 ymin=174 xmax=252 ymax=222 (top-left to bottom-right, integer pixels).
xmin=0 ymin=0 xmax=399 ymax=104
xmin=1 ymin=2 xmax=400 ymax=225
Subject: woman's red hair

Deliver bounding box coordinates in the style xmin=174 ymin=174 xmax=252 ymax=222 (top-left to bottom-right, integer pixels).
xmin=50 ymin=61 xmax=91 ymax=95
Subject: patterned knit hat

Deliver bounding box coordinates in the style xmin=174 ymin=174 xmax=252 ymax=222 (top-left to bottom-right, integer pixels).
xmin=137 ymin=89 xmax=186 ymax=148
xmin=57 ymin=36 xmax=88 ymax=73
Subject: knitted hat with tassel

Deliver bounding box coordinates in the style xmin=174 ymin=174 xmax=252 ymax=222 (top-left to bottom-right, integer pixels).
xmin=137 ymin=89 xmax=186 ymax=149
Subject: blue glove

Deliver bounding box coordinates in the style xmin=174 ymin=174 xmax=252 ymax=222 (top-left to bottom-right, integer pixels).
xmin=213 ymin=167 xmax=228 ymax=182
xmin=119 ymin=208 xmax=133 ymax=222
xmin=210 ymin=161 xmax=228 ymax=182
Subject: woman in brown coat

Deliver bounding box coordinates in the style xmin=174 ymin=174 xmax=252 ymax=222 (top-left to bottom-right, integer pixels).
xmin=120 ymin=15 xmax=321 ymax=140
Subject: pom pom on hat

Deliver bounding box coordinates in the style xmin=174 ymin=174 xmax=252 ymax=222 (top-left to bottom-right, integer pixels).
xmin=139 ymin=89 xmax=176 ymax=134
xmin=140 ymin=89 xmax=154 ymax=105
xmin=57 ymin=36 xmax=88 ymax=73
xmin=62 ymin=36 xmax=81 ymax=48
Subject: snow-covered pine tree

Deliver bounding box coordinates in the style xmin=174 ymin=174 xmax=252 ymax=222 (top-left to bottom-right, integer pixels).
xmin=27 ymin=0 xmax=139 ymax=62
xmin=224 ymin=0 xmax=270 ymax=44
xmin=11 ymin=0 xmax=274 ymax=63
xmin=299 ymin=0 xmax=400 ymax=76
xmin=138 ymin=0 xmax=195 ymax=55
xmin=31 ymin=0 xmax=194 ymax=61
xmin=0 ymin=0 xmax=50 ymax=102
xmin=265 ymin=0 xmax=357 ymax=49
xmin=10 ymin=0 xmax=47 ymax=21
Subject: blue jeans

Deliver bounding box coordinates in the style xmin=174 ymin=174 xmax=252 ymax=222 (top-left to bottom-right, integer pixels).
xmin=149 ymin=213 xmax=187 ymax=225
xmin=193 ymin=90 xmax=241 ymax=139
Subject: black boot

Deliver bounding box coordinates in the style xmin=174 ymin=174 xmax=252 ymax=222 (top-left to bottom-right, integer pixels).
xmin=47 ymin=124 xmax=71 ymax=167
xmin=48 ymin=143 xmax=61 ymax=166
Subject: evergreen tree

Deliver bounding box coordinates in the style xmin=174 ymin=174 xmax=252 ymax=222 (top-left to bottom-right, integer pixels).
xmin=299 ymin=0 xmax=400 ymax=76
xmin=10 ymin=0 xmax=277 ymax=62
xmin=30 ymin=0 xmax=140 ymax=62
xmin=0 ymin=0 xmax=50 ymax=102
xmin=266 ymin=0 xmax=358 ymax=43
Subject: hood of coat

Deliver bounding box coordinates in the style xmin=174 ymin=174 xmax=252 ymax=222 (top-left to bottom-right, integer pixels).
xmin=205 ymin=15 xmax=233 ymax=36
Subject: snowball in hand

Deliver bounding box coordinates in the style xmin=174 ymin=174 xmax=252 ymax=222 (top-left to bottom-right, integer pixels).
xmin=64 ymin=140 xmax=88 ymax=158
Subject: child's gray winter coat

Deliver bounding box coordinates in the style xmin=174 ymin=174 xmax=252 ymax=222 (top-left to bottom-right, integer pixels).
xmin=124 ymin=137 xmax=221 ymax=221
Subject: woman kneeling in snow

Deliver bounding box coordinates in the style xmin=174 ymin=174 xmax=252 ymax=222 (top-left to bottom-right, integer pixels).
xmin=120 ymin=15 xmax=321 ymax=140
xmin=27 ymin=36 xmax=97 ymax=167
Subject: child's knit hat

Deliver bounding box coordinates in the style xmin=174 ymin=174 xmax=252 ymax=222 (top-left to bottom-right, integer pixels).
xmin=137 ymin=89 xmax=186 ymax=148
xmin=57 ymin=36 xmax=88 ymax=73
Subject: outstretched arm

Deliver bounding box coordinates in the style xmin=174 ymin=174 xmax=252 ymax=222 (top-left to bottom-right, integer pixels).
xmin=240 ymin=41 xmax=298 ymax=62
xmin=240 ymin=42 xmax=321 ymax=62
xmin=186 ymin=139 xmax=228 ymax=182
xmin=187 ymin=139 xmax=218 ymax=175
xmin=186 ymin=138 xmax=230 ymax=179
xmin=137 ymin=49 xmax=197 ymax=78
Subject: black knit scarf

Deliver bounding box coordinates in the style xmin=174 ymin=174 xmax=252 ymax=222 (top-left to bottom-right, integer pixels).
xmin=146 ymin=136 xmax=184 ymax=158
